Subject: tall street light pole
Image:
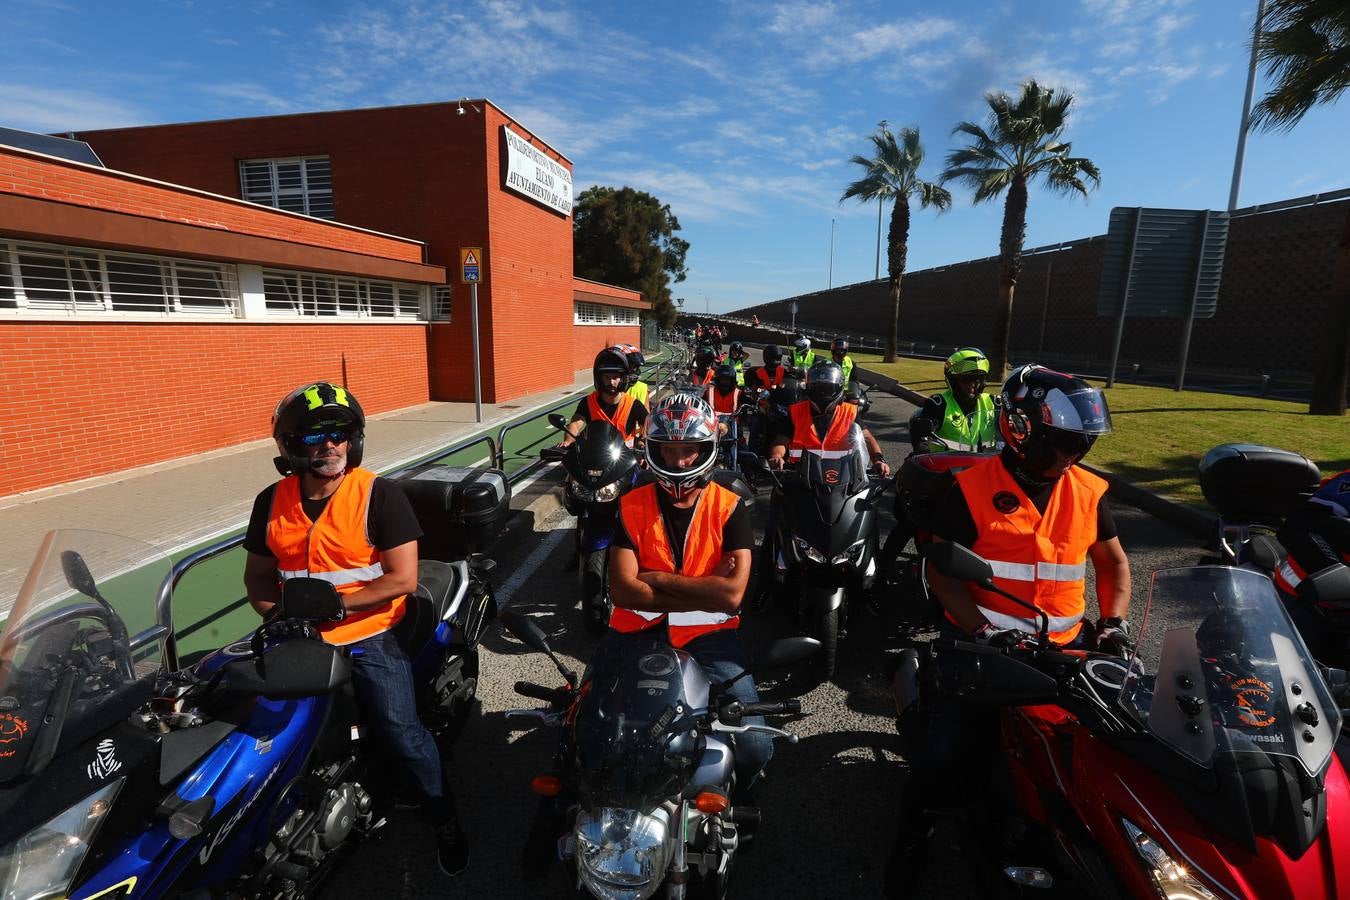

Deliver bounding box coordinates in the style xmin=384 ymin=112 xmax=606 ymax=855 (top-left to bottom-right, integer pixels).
xmin=1228 ymin=0 xmax=1266 ymax=211
xmin=828 ymin=218 xmax=836 ymax=289
xmin=875 ymin=201 xmax=883 ymax=280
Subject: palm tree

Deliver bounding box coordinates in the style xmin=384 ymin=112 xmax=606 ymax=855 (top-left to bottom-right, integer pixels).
xmin=841 ymin=125 xmax=952 ymax=363
xmin=1250 ymin=0 xmax=1350 ymax=415
xmin=941 ymin=80 xmax=1100 ymax=380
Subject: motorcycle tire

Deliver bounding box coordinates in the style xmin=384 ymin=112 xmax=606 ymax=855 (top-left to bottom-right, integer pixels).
xmin=809 ymin=606 xmax=840 ymax=682
xmin=581 ymin=548 xmax=610 ymax=634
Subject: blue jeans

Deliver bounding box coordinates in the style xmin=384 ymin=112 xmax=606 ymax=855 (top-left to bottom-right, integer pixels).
xmin=683 ymin=628 xmax=773 ymax=790
xmin=348 ymin=630 xmax=446 ymax=810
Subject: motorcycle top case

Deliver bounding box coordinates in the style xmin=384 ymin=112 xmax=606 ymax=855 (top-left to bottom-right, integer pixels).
xmin=1199 ymin=443 xmax=1322 ymax=524
xmin=392 ymin=463 xmax=511 ymax=559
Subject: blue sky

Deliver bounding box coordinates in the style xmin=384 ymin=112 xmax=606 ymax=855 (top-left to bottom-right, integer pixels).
xmin=4 ymin=0 xmax=1347 ymax=312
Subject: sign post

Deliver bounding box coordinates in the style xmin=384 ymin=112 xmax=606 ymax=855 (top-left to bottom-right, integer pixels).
xmin=460 ymin=247 xmax=483 ymax=422
xmin=789 ymin=300 xmax=799 ymax=332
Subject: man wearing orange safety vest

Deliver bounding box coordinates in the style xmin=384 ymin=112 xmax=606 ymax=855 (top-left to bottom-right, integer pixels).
xmin=766 ymin=360 xmax=890 ymax=478
xmin=884 ymin=365 xmax=1131 ymax=898
xmin=706 ymin=363 xmax=742 ymax=429
xmin=607 ymin=393 xmax=771 ymax=795
xmin=561 ymin=347 xmax=647 ymax=449
xmin=243 ymin=382 xmax=469 ymax=877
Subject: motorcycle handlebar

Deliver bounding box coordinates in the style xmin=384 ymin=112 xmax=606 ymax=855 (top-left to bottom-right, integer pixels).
xmin=740 ymin=699 xmax=802 ymax=717
xmin=514 ymin=681 xmax=572 ymax=705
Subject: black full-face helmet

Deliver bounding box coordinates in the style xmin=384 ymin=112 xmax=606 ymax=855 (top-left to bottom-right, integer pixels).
xmin=694 ymin=344 xmax=717 ymax=368
xmin=763 ymin=344 xmax=784 ymax=367
xmin=644 ymin=393 xmax=720 ymax=501
xmin=998 ymin=365 xmax=1112 ymax=479
xmin=713 ymin=364 xmax=738 ymax=394
xmin=729 ymin=341 xmax=746 ymax=361
xmin=271 ymin=382 xmax=366 ymax=476
xmin=805 ymin=361 xmax=846 ymax=413
xmin=831 ymin=337 xmax=849 ymax=360
xmin=593 ymin=347 xmax=631 ymax=395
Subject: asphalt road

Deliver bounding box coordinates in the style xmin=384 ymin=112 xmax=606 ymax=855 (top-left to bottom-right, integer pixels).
xmin=323 ymin=389 xmax=1211 ymax=900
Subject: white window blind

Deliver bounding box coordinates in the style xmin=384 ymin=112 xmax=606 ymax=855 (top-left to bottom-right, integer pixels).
xmin=574 ymin=301 xmax=640 ymax=325
xmin=0 ymin=238 xmax=236 ymax=316
xmin=432 ymin=285 xmax=452 ymax=321
xmin=239 ymin=156 xmax=334 ymax=219
xmin=262 ymin=269 xmax=423 ymax=320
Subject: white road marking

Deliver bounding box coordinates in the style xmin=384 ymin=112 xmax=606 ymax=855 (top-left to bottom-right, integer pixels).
xmin=496 ymin=518 xmax=574 ymax=609
xmin=509 ymin=462 xmax=560 ymax=495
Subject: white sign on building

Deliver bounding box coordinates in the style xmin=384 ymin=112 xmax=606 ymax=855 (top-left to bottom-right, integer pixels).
xmin=502 ymin=125 xmax=573 ymax=217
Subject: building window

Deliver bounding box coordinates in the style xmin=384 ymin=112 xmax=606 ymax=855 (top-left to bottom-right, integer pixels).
xmin=432 ymin=285 xmax=452 ymax=321
xmin=0 ymin=238 xmax=236 ymax=316
xmin=574 ymin=301 xmax=639 ymax=325
xmin=262 ymin=269 xmax=423 ymax=320
xmin=239 ymin=156 xmax=334 ymax=219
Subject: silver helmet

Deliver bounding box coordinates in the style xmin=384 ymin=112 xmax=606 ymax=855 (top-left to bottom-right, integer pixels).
xmin=644 ymin=393 xmax=719 ymax=500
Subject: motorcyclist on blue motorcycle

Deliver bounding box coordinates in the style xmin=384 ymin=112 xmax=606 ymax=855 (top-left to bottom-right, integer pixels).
xmin=242 ymin=382 xmax=469 ymax=877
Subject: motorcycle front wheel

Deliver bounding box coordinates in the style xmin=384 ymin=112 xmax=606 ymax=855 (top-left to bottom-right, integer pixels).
xmin=810 ymin=606 xmax=840 ymax=682
xmin=580 ymin=548 xmax=611 ymax=634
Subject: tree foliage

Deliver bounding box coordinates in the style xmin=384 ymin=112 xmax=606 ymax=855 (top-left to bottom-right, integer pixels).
xmin=941 ymin=80 xmax=1100 ymax=379
xmin=573 ymin=186 xmax=689 ymax=328
xmin=840 ymin=125 xmax=951 ymax=363
xmin=1250 ymin=0 xmax=1350 ymax=415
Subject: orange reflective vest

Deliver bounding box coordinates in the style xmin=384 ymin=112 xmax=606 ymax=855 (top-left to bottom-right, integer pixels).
xmin=266 ymin=466 xmax=407 ymax=645
xmin=690 ymin=368 xmax=715 ymax=386
xmin=586 ymin=391 xmax=639 ymax=445
xmin=752 ymin=366 xmax=785 ymax=390
xmin=951 ymin=456 xmax=1107 ymax=644
xmin=610 ymin=482 xmax=742 ymax=647
xmin=787 ymin=400 xmax=857 ymax=461
xmin=707 ymin=385 xmax=740 ymax=414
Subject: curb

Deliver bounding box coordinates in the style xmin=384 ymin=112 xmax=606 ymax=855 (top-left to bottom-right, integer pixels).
xmin=852 ymin=365 xmax=1218 ymax=540
xmin=502 ymin=467 xmax=568 ymax=539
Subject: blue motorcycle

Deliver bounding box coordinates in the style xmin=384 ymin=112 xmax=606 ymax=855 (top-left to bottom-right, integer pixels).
xmin=0 ymin=469 xmax=500 ymax=898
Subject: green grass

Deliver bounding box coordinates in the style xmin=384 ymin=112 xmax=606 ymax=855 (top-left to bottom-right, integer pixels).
xmin=853 ymin=353 xmax=1349 ymax=508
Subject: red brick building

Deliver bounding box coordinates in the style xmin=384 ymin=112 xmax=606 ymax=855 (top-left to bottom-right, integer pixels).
xmin=1 ymin=101 xmax=644 ymax=498
xmin=73 ymin=100 xmax=645 ymax=405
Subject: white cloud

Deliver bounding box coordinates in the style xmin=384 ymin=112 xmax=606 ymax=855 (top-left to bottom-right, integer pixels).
xmin=200 ymin=82 xmax=295 ymax=113
xmin=0 ymin=84 xmax=146 ymax=132
xmin=767 ymin=1 xmax=838 ymax=35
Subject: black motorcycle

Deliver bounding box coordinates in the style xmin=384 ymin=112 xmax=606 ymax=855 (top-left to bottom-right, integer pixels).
xmin=542 ymin=416 xmax=640 ymax=634
xmin=500 ymin=609 xmax=816 ymax=900
xmin=753 ymin=447 xmax=887 ymax=681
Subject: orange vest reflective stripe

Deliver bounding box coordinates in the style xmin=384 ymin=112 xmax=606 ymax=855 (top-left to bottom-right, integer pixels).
xmin=787 ymin=400 xmax=857 ymax=461
xmin=951 ymin=456 xmax=1107 ymax=644
xmin=586 ymin=391 xmax=639 ymax=444
xmin=707 ymin=385 xmax=740 ymax=414
xmin=753 ymin=366 xmax=785 ymax=389
xmin=610 ymin=482 xmax=742 ymax=647
xmin=266 ymin=467 xmax=407 ymax=645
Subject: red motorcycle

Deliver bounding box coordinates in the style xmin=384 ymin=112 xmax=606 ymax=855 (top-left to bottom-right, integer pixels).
xmin=895 ymin=542 xmax=1350 ymax=898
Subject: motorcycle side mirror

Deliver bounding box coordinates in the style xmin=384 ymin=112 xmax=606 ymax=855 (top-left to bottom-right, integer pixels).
xmin=920 ymin=541 xmax=995 ymax=586
xmin=1303 ymin=564 xmax=1350 ymax=606
xmin=281 ymin=577 xmax=346 ymax=622
xmin=60 ymin=550 xmax=101 ymax=601
xmin=498 ymin=607 xmax=551 ymax=653
xmin=547 ymin=413 xmax=569 ymax=431
xmin=540 ymin=447 xmax=566 ymax=462
xmin=755 ymin=636 xmax=821 ymax=670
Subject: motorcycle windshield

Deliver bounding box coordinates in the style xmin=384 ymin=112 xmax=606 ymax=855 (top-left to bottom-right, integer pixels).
xmin=1119 ymin=566 xmax=1340 ymax=778
xmin=0 ymin=530 xmax=170 ymax=783
xmin=572 ymin=632 xmax=701 ymax=809
xmin=576 ymin=421 xmax=633 ymax=485
xmin=792 ymin=439 xmax=868 ymax=523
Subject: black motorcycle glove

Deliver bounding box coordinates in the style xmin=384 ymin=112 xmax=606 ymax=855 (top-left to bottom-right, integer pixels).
xmin=973 ymin=623 xmax=1028 ymax=649
xmin=1093 ymin=617 xmax=1133 ymax=657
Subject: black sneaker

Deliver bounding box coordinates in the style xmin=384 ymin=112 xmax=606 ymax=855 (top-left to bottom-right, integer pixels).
xmin=436 ymin=821 xmax=469 ymax=877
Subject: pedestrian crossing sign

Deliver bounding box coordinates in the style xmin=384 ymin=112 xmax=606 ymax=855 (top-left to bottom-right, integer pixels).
xmin=460 ymin=247 xmax=482 ymax=283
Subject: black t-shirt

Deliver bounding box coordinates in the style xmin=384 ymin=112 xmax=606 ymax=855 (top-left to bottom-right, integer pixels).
xmin=614 ymin=488 xmax=753 ymax=571
xmin=929 ymin=452 xmax=1117 ymax=549
xmin=572 ymin=394 xmax=648 ymax=434
xmin=243 ymin=475 xmax=423 ymax=557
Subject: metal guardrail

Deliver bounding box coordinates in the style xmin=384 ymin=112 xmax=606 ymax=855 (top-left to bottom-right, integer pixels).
xmin=154 ymin=341 xmax=683 ymax=671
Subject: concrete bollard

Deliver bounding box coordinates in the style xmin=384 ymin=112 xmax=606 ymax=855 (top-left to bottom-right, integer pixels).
xmin=1130 ymin=363 xmax=1140 ymax=381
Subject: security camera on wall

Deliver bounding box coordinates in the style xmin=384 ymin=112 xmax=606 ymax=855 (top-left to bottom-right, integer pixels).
xmin=457 ymin=106 xmax=466 ymax=116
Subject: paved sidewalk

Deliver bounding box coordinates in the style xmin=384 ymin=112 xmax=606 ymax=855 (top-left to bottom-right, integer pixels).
xmin=0 ymin=370 xmax=592 ymax=610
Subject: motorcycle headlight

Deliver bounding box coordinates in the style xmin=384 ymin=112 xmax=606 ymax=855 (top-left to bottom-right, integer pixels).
xmin=792 ymin=536 xmax=827 ymax=565
xmin=0 ymin=778 xmax=122 ymax=900
xmin=593 ymin=480 xmax=624 ymax=504
xmin=1120 ymin=819 xmax=1218 ymax=900
xmin=569 ymin=481 xmax=596 ymax=502
xmin=574 ymin=806 xmax=672 ymax=900
xmin=832 ymin=538 xmax=868 ymax=567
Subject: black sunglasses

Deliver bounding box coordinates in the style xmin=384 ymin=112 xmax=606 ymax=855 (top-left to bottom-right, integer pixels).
xmin=300 ymin=429 xmax=353 ymax=447
xmin=1045 ymin=429 xmax=1093 ymax=456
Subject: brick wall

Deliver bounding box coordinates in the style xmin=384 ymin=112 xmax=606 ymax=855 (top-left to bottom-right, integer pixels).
xmin=0 ymin=322 xmax=428 ymax=497
xmin=0 ymin=146 xmax=424 ymax=262
xmin=573 ymin=325 xmax=643 ymax=373
xmin=734 ymin=198 xmax=1348 ymax=383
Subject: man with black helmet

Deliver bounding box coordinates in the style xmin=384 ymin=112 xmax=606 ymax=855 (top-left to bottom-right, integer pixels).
xmin=749 ymin=344 xmax=788 ymax=392
xmin=242 ymin=382 xmax=469 ymax=877
xmin=727 ymin=340 xmax=750 ymax=386
xmin=561 ymin=347 xmax=647 ymax=448
xmin=829 ymin=337 xmax=855 ymax=386
xmin=617 ymin=343 xmax=649 ymax=406
xmin=688 ymin=344 xmax=718 ymax=385
xmin=883 ymin=364 xmax=1130 ymax=898
xmin=766 ymin=360 xmax=890 ymax=478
